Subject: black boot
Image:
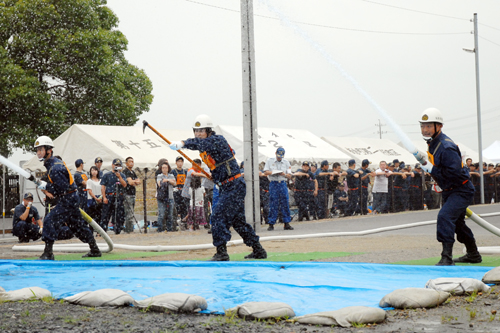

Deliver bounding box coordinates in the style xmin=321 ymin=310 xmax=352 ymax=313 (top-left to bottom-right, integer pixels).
xmin=453 ymin=241 xmax=482 ymax=263
xmin=244 ymin=243 xmax=268 ymax=259
xmin=435 ymin=242 xmax=455 ymax=266
xmin=208 ymin=244 xmax=230 ymax=261
xmin=39 ymin=242 xmax=54 ymax=260
xmin=284 ymin=223 xmax=294 ymax=230
xmin=82 ymin=239 xmax=102 ymax=258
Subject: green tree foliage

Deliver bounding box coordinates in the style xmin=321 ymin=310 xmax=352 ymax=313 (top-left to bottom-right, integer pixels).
xmin=0 ymin=0 xmax=153 ymax=157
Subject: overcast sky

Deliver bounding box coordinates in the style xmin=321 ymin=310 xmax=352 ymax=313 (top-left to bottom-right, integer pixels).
xmin=11 ymin=0 xmax=500 ymax=166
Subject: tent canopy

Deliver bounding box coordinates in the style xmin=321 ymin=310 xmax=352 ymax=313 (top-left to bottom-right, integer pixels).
xmin=483 ymin=140 xmax=500 ymax=164
xmin=22 ymin=124 xmax=198 ymax=172
xmin=215 ymin=125 xmax=351 ymax=167
xmin=322 ymin=136 xmax=416 ymax=169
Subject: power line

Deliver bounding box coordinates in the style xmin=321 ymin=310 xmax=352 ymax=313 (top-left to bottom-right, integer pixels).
xmin=184 ymin=0 xmax=469 ymax=35
xmin=358 ymin=0 xmax=468 ymax=21
xmin=480 ymin=35 xmax=500 ymax=48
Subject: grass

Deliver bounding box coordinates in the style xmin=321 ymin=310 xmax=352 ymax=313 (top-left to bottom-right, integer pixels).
xmin=24 ymin=251 xmax=178 ymax=261
xmin=391 ymin=255 xmax=500 ymax=266
xmin=204 ymin=251 xmax=363 ymax=262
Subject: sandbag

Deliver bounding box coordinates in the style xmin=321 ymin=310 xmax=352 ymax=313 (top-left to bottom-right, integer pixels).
xmin=426 ymin=278 xmax=490 ymax=295
xmin=0 ymin=287 xmax=51 ymax=301
xmin=226 ymin=301 xmax=295 ymax=319
xmin=64 ymin=289 xmax=135 ymax=307
xmin=482 ymin=266 xmax=500 ymax=284
xmin=135 ymin=293 xmax=207 ymax=313
xmin=294 ymin=306 xmax=386 ymax=327
xmin=379 ymin=288 xmax=449 ymax=309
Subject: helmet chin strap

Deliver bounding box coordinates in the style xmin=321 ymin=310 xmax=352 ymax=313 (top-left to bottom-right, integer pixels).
xmin=37 ymin=146 xmax=52 ymax=162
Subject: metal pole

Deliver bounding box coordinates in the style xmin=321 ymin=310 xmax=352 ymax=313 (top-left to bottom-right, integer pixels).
xmin=2 ymin=164 xmax=5 ymax=237
xmin=473 ymin=13 xmax=484 ymax=204
xmin=241 ymin=0 xmax=261 ymax=230
xmin=143 ymin=168 xmax=148 ymax=233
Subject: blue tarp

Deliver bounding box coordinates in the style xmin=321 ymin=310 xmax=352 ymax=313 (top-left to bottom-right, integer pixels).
xmin=0 ymin=260 xmax=492 ymax=315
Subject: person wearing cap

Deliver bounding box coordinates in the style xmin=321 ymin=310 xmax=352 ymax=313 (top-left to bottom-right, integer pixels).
xmin=100 ymin=158 xmax=127 ymax=234
xmin=333 ymin=183 xmax=348 ymax=217
xmin=168 ymin=114 xmax=267 ymax=261
xmin=170 ymin=156 xmax=189 ymax=223
xmin=408 ymin=163 xmax=424 ymax=211
xmin=123 ymin=157 xmax=142 ymax=233
xmin=12 ymin=193 xmax=43 ymax=243
xmin=73 ymin=159 xmax=88 ymax=211
xmin=393 ymin=159 xmax=400 ymax=171
xmin=391 ymin=163 xmax=409 ymax=212
xmin=359 ymin=159 xmax=374 ymax=215
xmin=293 ymin=161 xmax=318 ymax=221
xmin=263 ymin=147 xmax=294 ymax=231
xmin=94 ymin=157 xmax=104 ymax=178
xmin=34 ymin=136 xmax=101 ymax=260
xmin=418 ymin=107 xmax=481 ymax=266
xmin=345 ymin=159 xmax=363 ymax=216
xmin=371 ymin=161 xmax=392 ymax=214
xmin=315 ymin=160 xmax=332 ymax=219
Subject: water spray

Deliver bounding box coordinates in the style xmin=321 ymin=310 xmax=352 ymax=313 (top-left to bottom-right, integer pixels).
xmin=0 ymin=154 xmax=45 ymax=188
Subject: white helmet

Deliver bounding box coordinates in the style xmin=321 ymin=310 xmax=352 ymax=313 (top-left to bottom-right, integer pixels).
xmin=192 ymin=114 xmax=214 ymax=130
xmin=34 ymin=136 xmax=54 ymax=148
xmin=419 ymin=108 xmax=444 ymax=125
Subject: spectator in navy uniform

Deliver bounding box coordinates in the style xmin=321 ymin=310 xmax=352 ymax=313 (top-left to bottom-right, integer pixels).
xmin=409 ymin=163 xmax=424 ymax=210
xmin=485 ymin=163 xmax=496 ymax=203
xmin=359 ymin=159 xmax=373 ymax=215
xmin=293 ymin=162 xmax=318 ymax=221
xmin=391 ymin=163 xmax=409 ymax=212
xmin=315 ymin=160 xmax=332 ymax=219
xmin=12 ymin=192 xmax=43 ymax=243
xmin=309 ymin=162 xmax=319 ymax=219
xmin=100 ymin=158 xmax=127 ymax=234
xmin=73 ymin=159 xmax=88 ymax=211
xmin=34 ymin=136 xmax=100 ymax=260
xmin=345 ymin=159 xmax=362 ymax=216
xmin=393 ymin=159 xmax=400 ymax=171
xmin=333 ymin=183 xmax=348 ymax=216
xmin=469 ymin=163 xmax=480 ymax=205
xmin=264 ymin=147 xmax=294 ymax=231
xmin=94 ymin=157 xmax=104 ymax=178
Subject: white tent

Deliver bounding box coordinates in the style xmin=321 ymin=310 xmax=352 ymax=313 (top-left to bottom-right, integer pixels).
xmin=22 ymin=124 xmax=198 ymax=172
xmin=321 ymin=136 xmax=416 ymax=168
xmin=215 ymin=125 xmax=351 ymax=167
xmin=405 ymin=140 xmax=492 ymax=165
xmin=483 ymin=140 xmax=500 ymax=164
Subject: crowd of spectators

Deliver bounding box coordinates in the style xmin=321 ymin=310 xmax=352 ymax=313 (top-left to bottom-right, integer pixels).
xmin=12 ymin=153 xmax=500 ymax=241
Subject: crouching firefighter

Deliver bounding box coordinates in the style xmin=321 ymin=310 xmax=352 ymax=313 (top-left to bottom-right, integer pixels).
xmin=169 ymin=114 xmax=267 ymax=261
xmin=34 ymin=136 xmax=101 ymax=260
xmin=418 ymin=108 xmax=481 ymax=266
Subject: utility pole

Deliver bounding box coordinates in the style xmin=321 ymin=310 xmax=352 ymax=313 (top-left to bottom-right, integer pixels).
xmin=463 ymin=13 xmax=484 ymax=203
xmin=374 ymin=119 xmax=387 ymax=139
xmin=241 ymin=0 xmax=261 ymax=230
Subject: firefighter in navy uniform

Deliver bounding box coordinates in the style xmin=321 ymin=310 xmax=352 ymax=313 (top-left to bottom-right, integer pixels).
xmin=100 ymin=158 xmax=127 ymax=234
xmin=34 ymin=136 xmax=100 ymax=260
xmin=417 ymin=108 xmax=481 ymax=266
xmin=169 ymin=114 xmax=267 ymax=261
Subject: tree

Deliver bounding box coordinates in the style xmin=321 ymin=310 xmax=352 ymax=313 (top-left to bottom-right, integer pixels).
xmin=0 ymin=0 xmax=153 ymax=157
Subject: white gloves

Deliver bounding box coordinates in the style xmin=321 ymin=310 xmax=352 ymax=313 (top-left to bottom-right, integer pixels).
xmin=39 ymin=227 xmax=43 ymax=234
xmin=37 ymin=180 xmax=47 ymax=190
xmin=169 ymin=141 xmax=184 ymax=150
xmin=421 ymin=163 xmax=433 ymax=173
xmin=27 ymin=202 xmax=32 ymax=208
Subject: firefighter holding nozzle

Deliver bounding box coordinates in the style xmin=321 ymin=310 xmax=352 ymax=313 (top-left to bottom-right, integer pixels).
xmin=34 ymin=136 xmax=101 ymax=260
xmin=417 ymin=108 xmax=481 ymax=266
